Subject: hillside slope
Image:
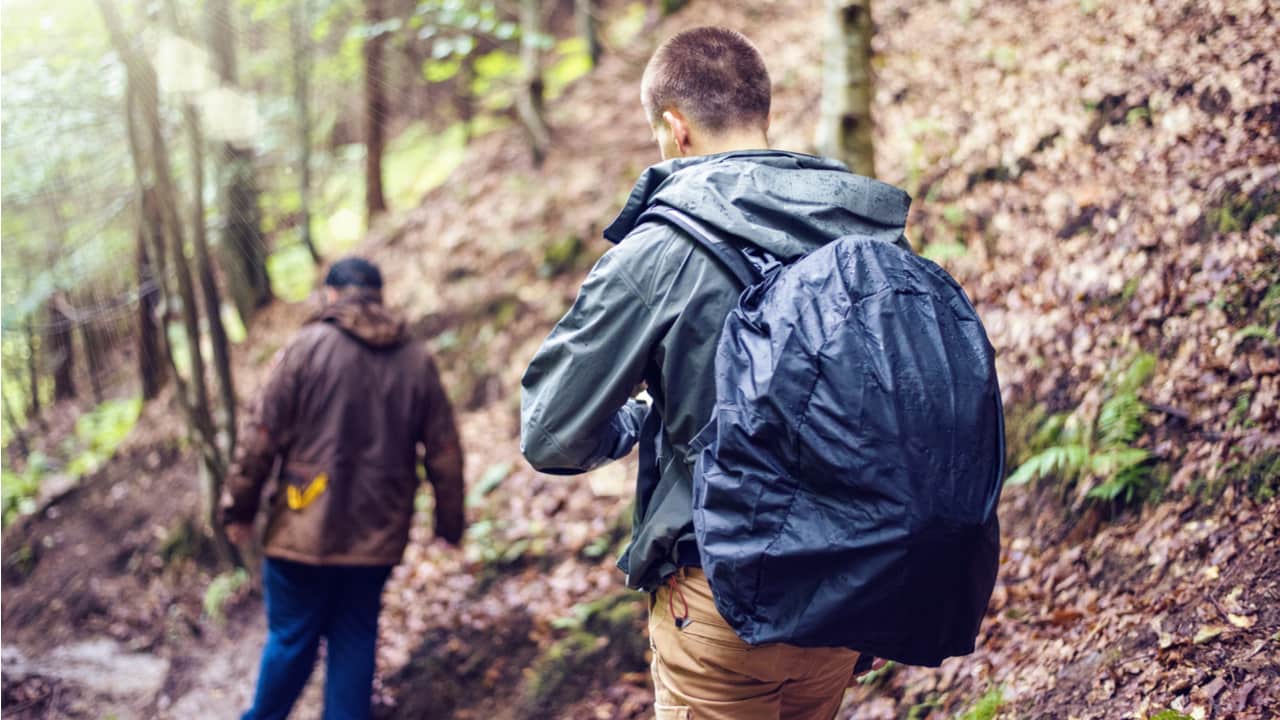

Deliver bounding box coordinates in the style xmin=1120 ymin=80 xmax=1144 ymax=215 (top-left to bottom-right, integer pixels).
xmin=361 ymin=0 xmax=1279 ymax=717
xmin=3 ymin=0 xmax=1276 ymax=718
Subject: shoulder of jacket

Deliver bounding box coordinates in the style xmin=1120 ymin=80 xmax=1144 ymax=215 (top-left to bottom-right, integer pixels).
xmin=281 ymin=322 xmax=348 ymax=365
xmin=294 ymin=320 xmax=342 ymax=347
xmin=606 ymin=219 xmax=721 ymax=292
xmin=602 ymin=220 xmax=684 ymax=265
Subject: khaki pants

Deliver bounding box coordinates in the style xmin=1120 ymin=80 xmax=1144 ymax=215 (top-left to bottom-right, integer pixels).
xmin=648 ymin=569 xmax=859 ymax=720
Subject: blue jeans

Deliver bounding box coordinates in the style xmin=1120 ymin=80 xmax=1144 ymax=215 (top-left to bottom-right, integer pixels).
xmin=242 ymin=558 xmax=393 ymax=720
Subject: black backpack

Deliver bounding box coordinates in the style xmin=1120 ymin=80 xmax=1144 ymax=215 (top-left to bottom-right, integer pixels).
xmin=640 ymin=204 xmax=1005 ymax=667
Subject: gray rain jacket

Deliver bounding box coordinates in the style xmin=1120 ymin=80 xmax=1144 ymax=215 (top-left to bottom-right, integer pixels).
xmin=520 ymin=150 xmax=911 ymax=591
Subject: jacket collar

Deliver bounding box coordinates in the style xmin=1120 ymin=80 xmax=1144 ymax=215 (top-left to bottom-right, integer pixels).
xmin=308 ymin=289 xmax=407 ymax=349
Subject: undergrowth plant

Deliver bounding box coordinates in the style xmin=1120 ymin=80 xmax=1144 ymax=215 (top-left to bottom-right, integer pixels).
xmin=203 ymin=568 xmax=249 ymax=623
xmin=1007 ymin=353 xmax=1158 ymax=505
xmin=955 ymin=687 xmax=1003 ymax=720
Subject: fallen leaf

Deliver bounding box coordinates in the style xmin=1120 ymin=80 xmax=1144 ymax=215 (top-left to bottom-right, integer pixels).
xmin=1193 ymin=625 xmax=1227 ymax=644
xmin=1227 ymin=613 xmax=1256 ymax=629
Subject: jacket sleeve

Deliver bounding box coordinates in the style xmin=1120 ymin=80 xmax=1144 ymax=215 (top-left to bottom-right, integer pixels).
xmin=520 ymin=228 xmax=669 ymax=474
xmin=219 ymin=339 xmax=305 ymax=526
xmin=421 ymin=355 xmax=465 ymax=544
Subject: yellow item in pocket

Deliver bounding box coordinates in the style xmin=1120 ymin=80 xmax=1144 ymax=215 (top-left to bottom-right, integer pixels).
xmin=287 ymin=473 xmax=328 ymax=510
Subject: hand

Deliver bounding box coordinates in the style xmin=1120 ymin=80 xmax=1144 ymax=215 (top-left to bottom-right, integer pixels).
xmin=225 ymin=523 xmax=253 ymax=546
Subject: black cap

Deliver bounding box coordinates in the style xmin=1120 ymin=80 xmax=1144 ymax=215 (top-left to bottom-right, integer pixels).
xmin=324 ymin=256 xmax=383 ymax=290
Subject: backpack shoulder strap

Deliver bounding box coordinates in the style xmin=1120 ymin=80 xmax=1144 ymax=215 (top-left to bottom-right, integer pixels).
xmin=636 ymin=205 xmax=760 ymax=288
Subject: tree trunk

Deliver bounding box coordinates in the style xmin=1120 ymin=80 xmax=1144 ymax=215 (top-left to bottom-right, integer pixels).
xmin=207 ymin=0 xmax=273 ymax=325
xmin=458 ymin=54 xmax=476 ymax=143
xmin=160 ymin=0 xmax=238 ymax=446
xmin=47 ymin=295 xmax=77 ymax=402
xmin=575 ymin=0 xmax=600 ymax=68
xmin=135 ymin=219 xmax=166 ymax=401
xmin=127 ymin=76 xmax=174 ymax=405
xmin=517 ymin=0 xmax=551 ymax=166
xmin=161 ymin=0 xmax=241 ymax=565
xmin=185 ymin=102 xmax=238 ymax=448
xmin=102 ymin=0 xmax=214 ymax=451
xmin=816 ymin=0 xmax=876 ymax=177
xmin=291 ymin=0 xmax=322 ymax=264
xmin=106 ymin=0 xmax=239 ymax=567
xmin=78 ymin=295 xmax=105 ymax=404
xmin=364 ymin=0 xmax=389 ymax=224
xmin=25 ymin=317 xmax=41 ymax=421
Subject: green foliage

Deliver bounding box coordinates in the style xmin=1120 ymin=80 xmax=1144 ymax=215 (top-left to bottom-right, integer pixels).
xmin=203 ymin=568 xmax=249 ymax=623
xmin=384 ymin=122 xmax=470 ymax=208
xmin=1229 ymin=392 xmax=1252 ymax=429
xmin=955 ymin=687 xmax=1003 ymax=720
xmin=1148 ymin=711 xmax=1192 ymax=720
xmin=1261 ymin=283 xmax=1280 ymax=324
xmin=906 ymin=696 xmax=943 ymax=720
xmin=900 ymin=117 xmax=948 ymax=197
xmin=988 ymin=45 xmax=1019 ymax=71
xmin=160 ymin=518 xmax=204 ymax=566
xmin=659 ymin=0 xmax=689 ymax=15
xmin=1 ymin=453 xmax=53 ymax=528
xmin=464 ymin=518 xmax=549 ymax=570
xmin=265 ymin=120 xmax=475 ymax=302
xmin=540 ymin=235 xmax=584 ymax=277
xmin=267 ymin=243 xmax=320 ymax=303
xmin=466 ymin=462 xmax=511 ymax=507
xmin=1 ymin=397 xmax=141 ymax=527
xmin=544 ymin=38 xmax=594 ymax=99
xmin=1233 ymin=323 xmax=1277 ymax=345
xmin=66 ymin=397 xmax=142 ymax=477
xmin=1218 ymin=450 xmax=1280 ymax=503
xmin=607 ymin=3 xmax=648 ymax=49
xmin=856 ymin=659 xmax=896 ymax=686
xmin=1 ymin=0 xmax=136 ymax=327
xmin=529 ymin=592 xmax=646 ymax=710
xmin=1008 ymin=353 xmax=1158 ymax=505
xmin=580 ymin=509 xmax=632 ymax=561
xmin=922 ymin=241 xmax=969 ymax=264
xmin=942 ymin=203 xmax=967 ymax=226
xmin=1206 ymin=189 xmax=1280 ymax=235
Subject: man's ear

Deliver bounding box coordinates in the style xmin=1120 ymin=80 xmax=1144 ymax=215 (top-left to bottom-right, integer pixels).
xmin=662 ymin=110 xmax=692 ymax=156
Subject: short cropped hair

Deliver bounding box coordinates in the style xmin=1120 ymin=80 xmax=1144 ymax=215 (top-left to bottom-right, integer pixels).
xmin=641 ymin=27 xmax=771 ymax=134
xmin=325 ymin=256 xmax=383 ymax=290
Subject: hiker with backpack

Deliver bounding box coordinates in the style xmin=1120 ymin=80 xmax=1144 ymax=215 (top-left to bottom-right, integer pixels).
xmin=521 ymin=26 xmax=1004 ymax=720
xmin=222 ymin=257 xmax=466 ymax=720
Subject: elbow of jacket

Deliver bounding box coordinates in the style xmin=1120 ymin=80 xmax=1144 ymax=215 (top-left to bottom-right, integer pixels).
xmin=520 ymin=428 xmax=588 ymax=476
xmin=519 ymin=436 xmax=558 ymax=472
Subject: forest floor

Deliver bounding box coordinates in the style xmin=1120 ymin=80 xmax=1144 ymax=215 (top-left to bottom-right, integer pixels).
xmin=4 ymin=0 xmax=1279 ymax=718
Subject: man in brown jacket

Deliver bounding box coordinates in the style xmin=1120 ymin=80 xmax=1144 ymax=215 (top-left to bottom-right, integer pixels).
xmin=221 ymin=256 xmax=464 ymax=720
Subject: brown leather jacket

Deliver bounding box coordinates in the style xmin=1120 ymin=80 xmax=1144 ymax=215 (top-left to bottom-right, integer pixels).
xmin=220 ymin=291 xmax=465 ymax=566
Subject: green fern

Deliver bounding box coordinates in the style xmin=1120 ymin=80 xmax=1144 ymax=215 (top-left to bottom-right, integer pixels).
xmin=1006 ymin=444 xmax=1089 ymax=486
xmin=1117 ymin=352 xmax=1157 ymax=393
xmin=1007 ymin=353 xmax=1157 ymax=505
xmin=1098 ymin=391 xmax=1144 ymax=447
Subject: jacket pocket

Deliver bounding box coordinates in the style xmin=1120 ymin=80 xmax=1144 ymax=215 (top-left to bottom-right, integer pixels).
xmin=676 ymin=616 xmax=750 ymax=651
xmin=283 ymin=471 xmax=328 ymax=511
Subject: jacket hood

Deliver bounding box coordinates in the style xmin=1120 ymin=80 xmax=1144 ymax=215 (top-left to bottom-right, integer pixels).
xmin=309 ymin=291 xmax=408 ymax=349
xmin=603 ymin=150 xmax=911 ymax=259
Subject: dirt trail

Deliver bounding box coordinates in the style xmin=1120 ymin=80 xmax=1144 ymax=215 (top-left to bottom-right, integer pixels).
xmin=4 ymin=0 xmax=1279 ymax=717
